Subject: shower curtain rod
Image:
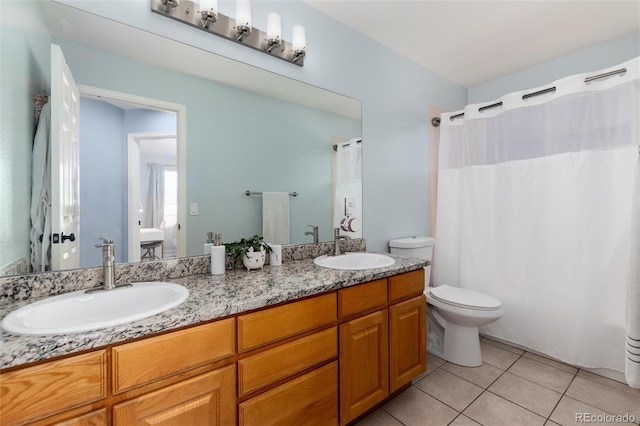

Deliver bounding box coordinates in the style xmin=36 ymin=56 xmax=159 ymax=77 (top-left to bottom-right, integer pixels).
xmin=333 ymin=138 xmax=362 ymax=151
xmin=431 ymin=67 xmax=628 ymax=127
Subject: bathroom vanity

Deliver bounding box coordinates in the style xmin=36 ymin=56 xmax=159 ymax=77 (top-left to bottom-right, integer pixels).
xmin=0 ymin=256 xmax=427 ymax=425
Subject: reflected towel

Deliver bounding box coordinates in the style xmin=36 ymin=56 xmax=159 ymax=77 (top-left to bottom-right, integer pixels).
xmin=263 ymin=192 xmax=290 ymax=245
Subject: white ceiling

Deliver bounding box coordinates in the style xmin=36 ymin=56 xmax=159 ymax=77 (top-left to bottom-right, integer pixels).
xmin=305 ymin=0 xmax=640 ymax=87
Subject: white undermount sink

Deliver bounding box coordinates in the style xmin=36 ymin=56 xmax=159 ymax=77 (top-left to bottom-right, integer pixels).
xmin=1 ymin=282 xmax=189 ymax=336
xmin=314 ymin=252 xmax=395 ymax=270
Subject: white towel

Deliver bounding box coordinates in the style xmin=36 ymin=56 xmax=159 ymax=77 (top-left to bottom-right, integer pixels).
xmin=262 ymin=192 xmax=290 ymax=245
xmin=626 ymin=158 xmax=640 ymax=388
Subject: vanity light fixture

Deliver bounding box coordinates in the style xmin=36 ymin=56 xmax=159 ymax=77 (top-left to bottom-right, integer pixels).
xmin=292 ymin=25 xmax=306 ymax=63
xmin=266 ymin=12 xmax=281 ymax=53
xmin=197 ymin=0 xmax=218 ymax=28
xmin=150 ymin=0 xmax=306 ymax=66
xmin=235 ymin=0 xmax=252 ymax=42
xmin=161 ymin=0 xmax=180 ymax=13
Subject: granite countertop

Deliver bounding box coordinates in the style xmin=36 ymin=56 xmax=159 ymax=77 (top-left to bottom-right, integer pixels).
xmin=0 ymin=255 xmax=427 ymax=370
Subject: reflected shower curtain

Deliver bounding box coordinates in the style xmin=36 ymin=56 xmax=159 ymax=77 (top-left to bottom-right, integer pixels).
xmin=333 ymin=139 xmax=363 ymax=238
xmin=145 ymin=164 xmax=165 ymax=229
xmin=433 ymin=58 xmax=639 ymax=384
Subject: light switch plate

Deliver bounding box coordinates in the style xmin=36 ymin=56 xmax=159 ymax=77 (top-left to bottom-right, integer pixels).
xmin=345 ymin=197 xmax=356 ymax=216
xmin=190 ymin=202 xmax=199 ymax=216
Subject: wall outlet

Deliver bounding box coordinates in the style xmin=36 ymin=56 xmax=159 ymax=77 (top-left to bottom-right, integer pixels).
xmin=190 ymin=202 xmax=199 ymax=216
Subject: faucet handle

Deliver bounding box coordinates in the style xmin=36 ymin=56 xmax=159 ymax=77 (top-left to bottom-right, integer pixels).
xmin=95 ymin=236 xmax=114 ymax=247
xmin=307 ymin=225 xmax=318 ymax=230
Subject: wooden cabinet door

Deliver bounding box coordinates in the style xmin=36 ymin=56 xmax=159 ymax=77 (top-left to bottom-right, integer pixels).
xmin=113 ymin=365 xmax=236 ymax=426
xmin=339 ymin=310 xmax=389 ymax=425
xmin=389 ymin=295 xmax=426 ymax=392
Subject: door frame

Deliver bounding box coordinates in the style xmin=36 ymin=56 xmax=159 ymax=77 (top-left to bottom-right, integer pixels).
xmin=78 ymin=84 xmax=187 ymax=260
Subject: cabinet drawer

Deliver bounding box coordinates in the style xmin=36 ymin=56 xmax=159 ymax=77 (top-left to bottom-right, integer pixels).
xmin=112 ymin=319 xmax=235 ymax=393
xmin=338 ymin=279 xmax=387 ymax=318
xmin=0 ymin=350 xmax=107 ymax=425
xmin=113 ymin=365 xmax=236 ymax=426
xmin=237 ymin=293 xmax=336 ymax=353
xmin=239 ymin=361 xmax=338 ymax=426
xmin=388 ymin=269 xmax=425 ymax=303
xmin=238 ymin=327 xmax=337 ymax=397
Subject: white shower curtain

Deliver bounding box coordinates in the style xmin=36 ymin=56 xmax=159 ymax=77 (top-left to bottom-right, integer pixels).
xmin=333 ymin=139 xmax=363 ymax=238
xmin=434 ymin=58 xmax=639 ymax=385
xmin=145 ymin=164 xmax=165 ymax=229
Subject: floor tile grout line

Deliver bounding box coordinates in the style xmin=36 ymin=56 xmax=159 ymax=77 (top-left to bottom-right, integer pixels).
xmin=454 ymin=352 xmax=526 ymax=424
xmin=544 ymin=364 xmax=579 ymax=423
xmin=481 ymin=337 xmax=527 ymax=356
xmin=501 ymin=363 xmax=568 ymax=396
xmin=557 ymin=375 xmax=640 ymax=424
xmin=412 ymin=379 xmax=469 ymax=415
xmin=506 ymin=355 xmax=578 ymax=394
xmin=380 ymin=406 xmax=408 ymax=426
xmin=483 ymin=388 xmax=555 ymax=422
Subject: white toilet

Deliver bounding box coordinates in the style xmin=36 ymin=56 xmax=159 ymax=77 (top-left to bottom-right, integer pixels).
xmin=389 ymin=236 xmax=503 ymax=367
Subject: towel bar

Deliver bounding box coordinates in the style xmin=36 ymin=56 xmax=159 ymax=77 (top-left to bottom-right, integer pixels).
xmin=245 ymin=190 xmax=298 ymax=197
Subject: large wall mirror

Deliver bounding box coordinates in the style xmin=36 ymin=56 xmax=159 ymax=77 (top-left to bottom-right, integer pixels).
xmin=0 ymin=0 xmax=362 ymax=276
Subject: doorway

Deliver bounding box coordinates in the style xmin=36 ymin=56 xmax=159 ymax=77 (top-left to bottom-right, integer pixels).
xmin=78 ymin=85 xmax=186 ymax=266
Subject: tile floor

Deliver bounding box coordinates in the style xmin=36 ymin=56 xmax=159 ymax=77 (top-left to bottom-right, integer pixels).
xmin=355 ymin=337 xmax=640 ymax=426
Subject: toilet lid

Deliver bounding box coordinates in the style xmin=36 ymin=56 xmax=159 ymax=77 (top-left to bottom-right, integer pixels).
xmin=430 ymin=285 xmax=502 ymax=310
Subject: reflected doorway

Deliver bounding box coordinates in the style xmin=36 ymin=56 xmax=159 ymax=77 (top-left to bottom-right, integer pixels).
xmin=129 ymin=132 xmax=178 ymax=262
xmin=78 ymin=85 xmax=186 ymax=267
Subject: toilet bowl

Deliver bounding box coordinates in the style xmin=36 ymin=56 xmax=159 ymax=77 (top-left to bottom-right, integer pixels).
xmin=388 ymin=236 xmax=504 ymax=367
xmin=426 ymin=285 xmax=503 ymax=367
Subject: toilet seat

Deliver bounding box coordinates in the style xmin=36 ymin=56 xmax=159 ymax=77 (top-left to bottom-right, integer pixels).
xmin=429 ymin=285 xmax=501 ymax=311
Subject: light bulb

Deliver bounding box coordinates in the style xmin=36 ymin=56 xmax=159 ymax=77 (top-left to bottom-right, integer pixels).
xmin=292 ymin=25 xmax=306 ymax=52
xmin=236 ymin=0 xmax=252 ymax=28
xmin=267 ymin=12 xmax=281 ymax=42
xmin=200 ymin=0 xmax=218 ymax=15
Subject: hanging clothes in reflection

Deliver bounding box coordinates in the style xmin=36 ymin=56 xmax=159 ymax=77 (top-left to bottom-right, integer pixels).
xmin=30 ymin=96 xmax=51 ymax=272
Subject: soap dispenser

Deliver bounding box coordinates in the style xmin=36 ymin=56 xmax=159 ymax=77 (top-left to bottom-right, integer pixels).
xmin=210 ymin=233 xmax=226 ymax=275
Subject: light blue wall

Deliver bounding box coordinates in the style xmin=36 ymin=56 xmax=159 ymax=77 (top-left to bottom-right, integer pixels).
xmin=0 ymin=1 xmax=50 ymax=271
xmin=79 ymin=99 xmax=127 ymax=266
xmin=54 ymin=0 xmax=468 ymax=252
xmin=469 ymin=32 xmax=640 ymax=104
xmin=124 ymin=110 xmax=176 ymax=135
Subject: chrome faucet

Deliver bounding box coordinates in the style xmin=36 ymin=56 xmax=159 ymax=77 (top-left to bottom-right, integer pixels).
xmin=333 ymin=228 xmax=351 ymax=256
xmin=305 ymin=225 xmax=319 ymax=244
xmin=86 ymin=238 xmax=131 ymax=293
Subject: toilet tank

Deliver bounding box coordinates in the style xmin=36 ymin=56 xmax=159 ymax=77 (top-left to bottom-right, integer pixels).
xmin=389 ymin=236 xmax=435 ymax=261
xmin=389 ymin=236 xmax=435 ymax=287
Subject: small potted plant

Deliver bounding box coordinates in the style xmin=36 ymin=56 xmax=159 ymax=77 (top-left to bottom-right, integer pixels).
xmin=224 ymin=235 xmax=273 ymax=271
